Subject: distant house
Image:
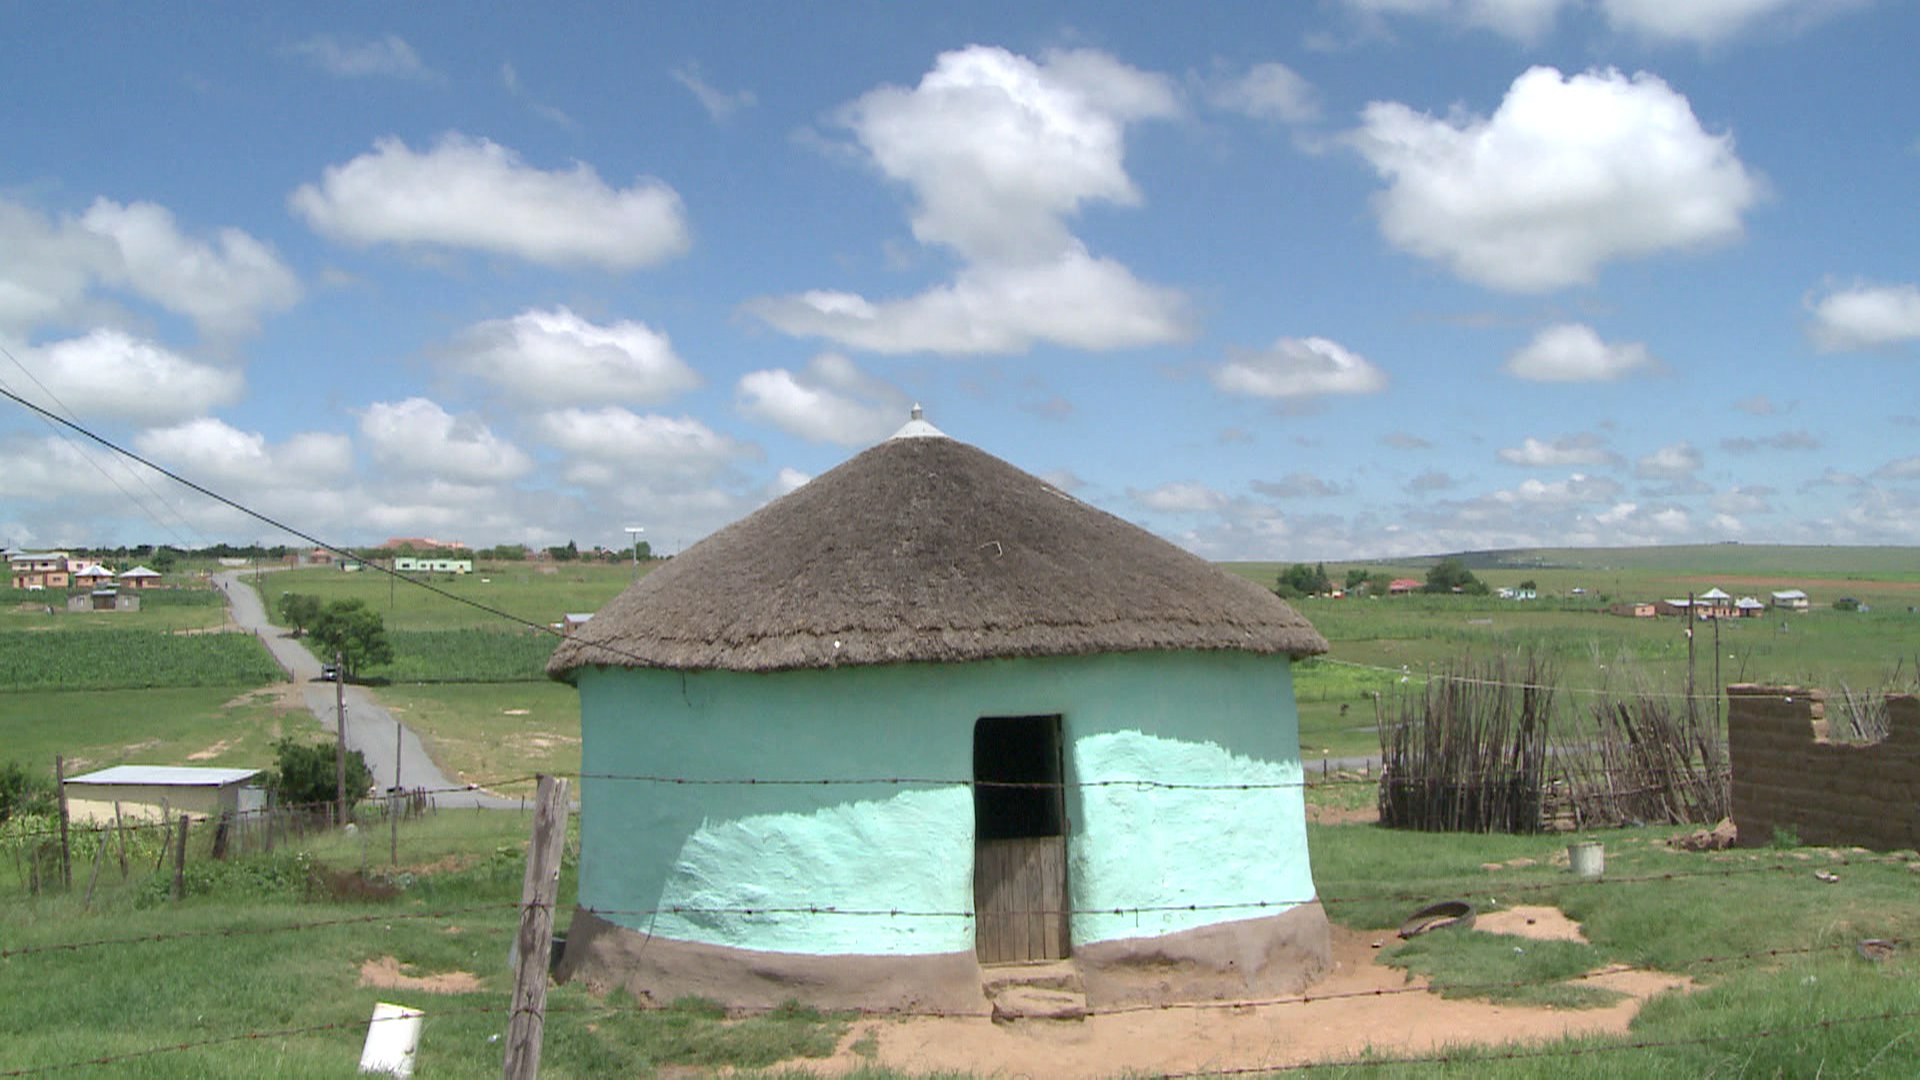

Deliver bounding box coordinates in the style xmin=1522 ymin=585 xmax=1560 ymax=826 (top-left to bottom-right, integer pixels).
xmin=117 ymin=566 xmax=163 ymax=589
xmin=10 ymin=551 xmax=72 ymax=590
xmin=1735 ymin=597 xmax=1766 ymax=617
xmin=1609 ymin=601 xmax=1657 ymax=618
xmin=1771 ymin=589 xmax=1810 ymax=611
xmin=561 ymin=613 xmax=594 ymax=634
xmin=68 ymin=589 xmax=138 ymax=612
xmin=393 ymin=557 xmax=473 ymax=574
xmin=1387 ymin=578 xmax=1422 ymax=595
xmin=69 ymin=562 xmax=116 ymax=588
xmin=1496 ymin=586 xmax=1537 ymax=601
xmin=62 ymin=765 xmax=263 ymax=824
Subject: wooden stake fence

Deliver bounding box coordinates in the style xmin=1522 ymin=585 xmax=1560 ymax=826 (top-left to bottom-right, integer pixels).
xmin=503 ymin=775 xmax=570 ymax=1080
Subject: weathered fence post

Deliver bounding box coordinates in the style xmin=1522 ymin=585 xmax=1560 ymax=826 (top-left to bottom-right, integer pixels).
xmin=113 ymin=801 xmax=129 ymax=879
xmin=171 ymin=814 xmax=189 ymax=902
xmin=503 ymin=775 xmax=571 ymax=1080
xmin=83 ymin=826 xmax=106 ymax=909
xmin=55 ymin=754 xmax=71 ymax=891
xmin=391 ymin=720 xmax=402 ymax=866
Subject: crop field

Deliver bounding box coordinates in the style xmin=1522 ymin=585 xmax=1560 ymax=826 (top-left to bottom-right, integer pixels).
xmin=0 ymin=686 xmax=302 ymax=777
xmin=364 ymin=628 xmax=560 ymax=684
xmin=0 ymin=628 xmax=285 ymax=692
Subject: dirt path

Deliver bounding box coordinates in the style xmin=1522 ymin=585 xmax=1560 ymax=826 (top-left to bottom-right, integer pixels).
xmin=796 ymin=917 xmax=1690 ymax=1078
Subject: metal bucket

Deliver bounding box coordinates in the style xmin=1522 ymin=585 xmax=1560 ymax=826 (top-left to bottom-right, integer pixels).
xmin=1568 ymin=840 xmax=1605 ymax=879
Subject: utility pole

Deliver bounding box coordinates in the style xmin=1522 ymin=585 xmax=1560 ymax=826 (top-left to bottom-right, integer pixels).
xmin=335 ymin=651 xmax=348 ymax=826
xmin=624 ymin=525 xmax=645 ymax=581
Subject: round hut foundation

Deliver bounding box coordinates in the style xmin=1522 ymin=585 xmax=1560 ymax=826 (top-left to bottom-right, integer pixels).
xmin=557 ymin=902 xmax=1331 ymax=1014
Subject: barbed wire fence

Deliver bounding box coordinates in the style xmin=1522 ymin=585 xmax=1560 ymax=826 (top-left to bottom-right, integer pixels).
xmin=5 ymin=763 xmax=1918 ymax=1077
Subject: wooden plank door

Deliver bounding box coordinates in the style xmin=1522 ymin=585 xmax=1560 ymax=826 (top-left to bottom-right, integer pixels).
xmin=974 ymin=835 xmax=1068 ymax=963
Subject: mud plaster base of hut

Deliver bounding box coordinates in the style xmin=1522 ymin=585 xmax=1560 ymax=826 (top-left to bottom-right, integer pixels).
xmin=557 ymin=903 xmax=1331 ymax=1013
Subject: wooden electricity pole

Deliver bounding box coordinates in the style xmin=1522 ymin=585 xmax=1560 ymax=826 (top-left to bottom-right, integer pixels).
xmin=335 ymin=651 xmax=348 ymax=826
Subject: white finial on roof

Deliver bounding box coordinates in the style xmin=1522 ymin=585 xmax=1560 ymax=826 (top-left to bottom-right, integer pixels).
xmin=890 ymin=403 xmax=947 ymax=440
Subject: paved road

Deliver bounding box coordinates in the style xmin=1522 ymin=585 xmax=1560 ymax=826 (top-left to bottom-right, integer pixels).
xmin=216 ymin=570 xmax=515 ymax=810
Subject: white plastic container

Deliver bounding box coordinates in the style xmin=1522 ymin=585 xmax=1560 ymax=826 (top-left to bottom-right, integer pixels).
xmin=1568 ymin=840 xmax=1605 ymax=879
xmin=359 ymin=1002 xmax=424 ymax=1078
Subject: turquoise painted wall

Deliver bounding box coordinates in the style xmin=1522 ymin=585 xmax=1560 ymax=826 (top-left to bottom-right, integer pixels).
xmin=574 ymin=650 xmax=1313 ymax=956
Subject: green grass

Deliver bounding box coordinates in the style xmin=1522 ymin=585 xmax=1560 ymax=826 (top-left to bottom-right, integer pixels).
xmin=260 ymin=562 xmax=640 ymax=632
xmin=376 ymin=682 xmax=582 ymax=789
xmin=0 ymin=686 xmax=304 ymax=779
xmin=1 ymin=584 xmax=233 ymax=632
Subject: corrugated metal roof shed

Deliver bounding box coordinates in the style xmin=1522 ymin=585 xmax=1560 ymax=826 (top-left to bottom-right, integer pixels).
xmin=65 ymin=765 xmax=260 ymax=787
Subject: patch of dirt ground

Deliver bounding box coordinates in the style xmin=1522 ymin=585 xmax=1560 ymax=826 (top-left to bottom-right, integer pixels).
xmin=358 ymin=955 xmax=483 ymax=994
xmin=795 ymin=916 xmax=1692 ymax=1078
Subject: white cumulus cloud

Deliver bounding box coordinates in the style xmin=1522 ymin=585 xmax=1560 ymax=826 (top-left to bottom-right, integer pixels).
xmin=736 ymin=353 xmax=909 ymax=446
xmin=19 ymin=329 xmax=243 ymax=423
xmin=1598 ymin=0 xmax=1858 ymax=44
xmin=288 ymin=33 xmax=433 ymax=80
xmin=1208 ymin=62 xmax=1320 ymax=123
xmin=136 ymin=418 xmax=352 ymax=488
xmin=1506 ymin=323 xmax=1658 ymax=381
xmin=448 ymin=306 xmax=699 ymax=407
xmin=532 ymin=407 xmax=750 ymax=483
xmin=79 ymin=198 xmax=300 ymax=338
xmin=1636 ymin=441 xmax=1704 ymax=478
xmin=1348 ymin=66 xmax=1761 ymax=292
xmin=751 ymin=251 xmax=1192 ymax=355
xmin=1498 ymin=433 xmax=1618 ymax=468
xmin=291 ymin=134 xmax=690 ymax=270
xmin=1807 ymin=282 xmax=1920 ymax=351
xmin=1211 ymin=337 xmax=1389 ymax=399
xmin=1339 ymin=0 xmax=1573 ymax=43
xmin=1131 ymin=481 xmax=1230 ymax=513
xmin=748 ymin=46 xmax=1188 ymax=356
xmin=359 ymin=398 xmax=533 ymax=483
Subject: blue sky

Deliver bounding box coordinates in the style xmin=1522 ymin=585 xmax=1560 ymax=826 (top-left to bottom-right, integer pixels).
xmin=3 ymin=1 xmax=1917 ymax=560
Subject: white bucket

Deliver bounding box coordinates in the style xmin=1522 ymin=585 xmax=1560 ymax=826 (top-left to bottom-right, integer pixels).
xmin=1568 ymin=841 xmax=1605 ymax=879
xmin=359 ymin=1002 xmax=424 ymax=1078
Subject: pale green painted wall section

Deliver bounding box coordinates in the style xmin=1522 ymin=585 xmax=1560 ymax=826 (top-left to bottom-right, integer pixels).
xmin=574 ymin=650 xmax=1314 ymax=956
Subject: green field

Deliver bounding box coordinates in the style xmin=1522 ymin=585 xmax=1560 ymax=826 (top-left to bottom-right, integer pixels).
xmin=257 ymin=562 xmax=642 ymax=632
xmin=3 ymin=810 xmax=1916 ymax=1076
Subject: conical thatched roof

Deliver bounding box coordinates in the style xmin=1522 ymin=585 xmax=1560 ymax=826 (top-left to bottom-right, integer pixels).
xmin=548 ymin=426 xmax=1325 ymax=676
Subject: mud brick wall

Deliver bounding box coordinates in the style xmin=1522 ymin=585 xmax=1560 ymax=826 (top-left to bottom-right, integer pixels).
xmin=1727 ymin=685 xmax=1920 ymax=850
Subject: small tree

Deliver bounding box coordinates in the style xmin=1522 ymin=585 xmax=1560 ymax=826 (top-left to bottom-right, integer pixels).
xmin=0 ymin=761 xmax=55 ymax=822
xmin=1345 ymin=568 xmax=1371 ymax=591
xmin=266 ymin=737 xmax=374 ymax=814
xmin=310 ymin=598 xmax=393 ymax=679
xmin=277 ymin=592 xmax=324 ymax=637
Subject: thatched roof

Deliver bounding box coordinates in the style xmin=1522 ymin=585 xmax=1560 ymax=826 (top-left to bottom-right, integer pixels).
xmin=548 ymin=425 xmax=1326 ymax=676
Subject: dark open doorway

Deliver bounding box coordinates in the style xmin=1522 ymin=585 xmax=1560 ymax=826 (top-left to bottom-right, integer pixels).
xmin=973 ymin=714 xmax=1069 ymax=963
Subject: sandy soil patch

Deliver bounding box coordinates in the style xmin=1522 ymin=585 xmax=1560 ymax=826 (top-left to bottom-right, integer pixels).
xmin=358 ymin=955 xmax=483 ymax=994
xmin=794 ymin=922 xmax=1692 ymax=1078
xmin=1475 ymin=904 xmax=1589 ymax=943
xmin=187 ymin=739 xmax=234 ymax=761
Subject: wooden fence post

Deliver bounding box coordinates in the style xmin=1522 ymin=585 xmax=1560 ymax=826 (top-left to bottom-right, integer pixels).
xmin=171 ymin=814 xmax=189 ymax=903
xmin=503 ymin=775 xmax=571 ymax=1080
xmin=83 ymin=827 xmax=106 ymax=909
xmin=113 ymin=801 xmax=129 ymax=879
xmin=55 ymin=754 xmax=71 ymax=891
xmin=335 ymin=652 xmax=348 ymax=827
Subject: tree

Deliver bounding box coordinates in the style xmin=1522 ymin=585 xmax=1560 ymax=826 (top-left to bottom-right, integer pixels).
xmin=310 ymin=598 xmax=393 ymax=679
xmin=634 ymin=539 xmax=653 ymax=560
xmin=1518 ymin=579 xmax=1538 ymax=592
xmin=1365 ymin=572 xmax=1396 ymax=597
xmin=547 ymin=540 xmax=580 ymax=562
xmin=0 ymin=760 xmax=55 ymax=822
xmin=277 ymin=592 xmax=323 ymax=637
xmin=265 ymin=737 xmax=374 ymax=813
xmin=1423 ymin=558 xmax=1489 ymax=595
xmin=1273 ymin=562 xmax=1333 ymax=599
xmin=1345 ymin=568 xmax=1371 ymax=591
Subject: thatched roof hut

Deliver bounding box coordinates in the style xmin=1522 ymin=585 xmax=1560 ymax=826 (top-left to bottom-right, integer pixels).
xmin=554 ymin=413 xmax=1331 ymax=1016
xmin=549 ymin=418 xmax=1324 ymax=677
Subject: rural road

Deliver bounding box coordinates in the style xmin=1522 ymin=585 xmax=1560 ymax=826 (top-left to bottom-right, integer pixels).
xmin=215 ymin=570 xmax=516 ymax=810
